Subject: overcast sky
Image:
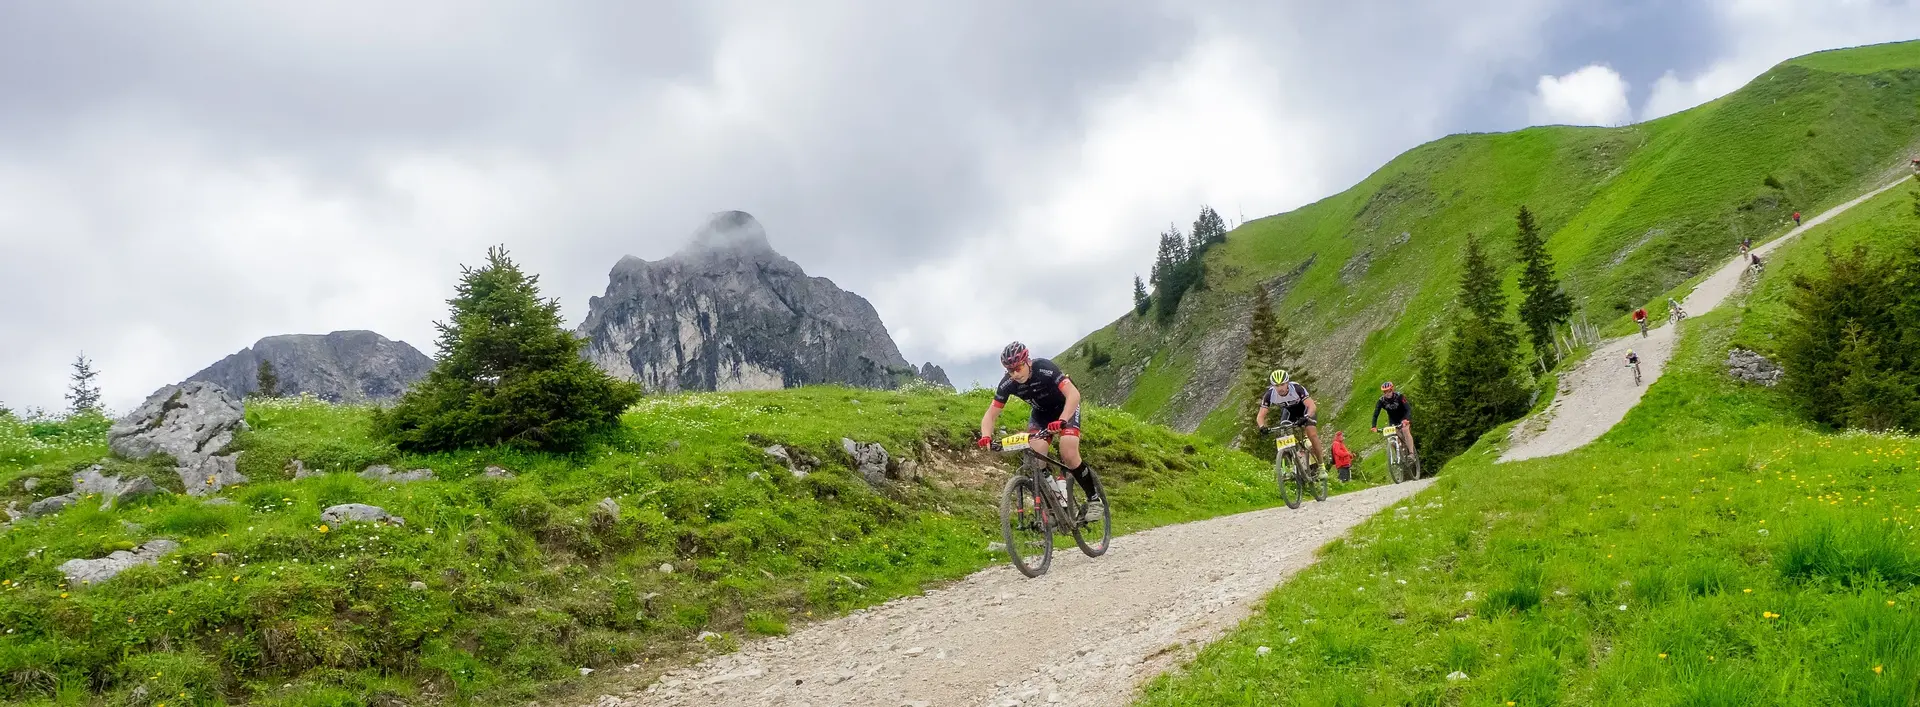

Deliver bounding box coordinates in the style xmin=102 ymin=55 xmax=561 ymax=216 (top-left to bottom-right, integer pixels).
xmin=3 ymin=1 xmax=1917 ymax=412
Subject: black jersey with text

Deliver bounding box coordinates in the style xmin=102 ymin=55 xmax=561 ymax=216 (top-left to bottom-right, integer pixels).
xmin=994 ymin=358 xmax=1071 ymax=418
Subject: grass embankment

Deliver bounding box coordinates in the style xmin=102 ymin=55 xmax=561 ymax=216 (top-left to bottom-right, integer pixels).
xmin=1138 ymin=304 xmax=1920 ymax=705
xmin=1060 ymin=39 xmax=1920 ymax=448
xmin=0 ymin=387 xmax=1289 ymax=706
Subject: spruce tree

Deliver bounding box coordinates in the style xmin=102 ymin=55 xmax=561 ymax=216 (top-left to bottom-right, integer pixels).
xmin=1835 ymin=324 xmax=1912 ymax=431
xmin=1133 ymin=275 xmax=1151 ymax=317
xmin=66 ymin=353 xmax=102 ymax=416
xmin=1428 ymin=236 xmax=1528 ymax=463
xmin=1410 ymin=328 xmax=1443 ymax=405
xmin=1233 ymin=286 xmax=1311 ymax=454
xmin=253 ymin=359 xmax=281 ymax=399
xmin=1513 ymin=206 xmax=1574 ymax=366
xmin=374 ymin=246 xmax=643 ymax=452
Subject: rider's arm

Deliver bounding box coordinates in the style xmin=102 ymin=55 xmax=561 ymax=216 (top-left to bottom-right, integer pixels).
xmin=979 ymin=400 xmax=1004 ymax=439
xmin=1057 ymin=378 xmax=1082 ymax=424
xmin=1256 ymin=404 xmax=1268 ymax=428
xmin=1371 ymin=399 xmax=1384 ymax=428
xmin=1304 ymin=396 xmax=1317 ymax=419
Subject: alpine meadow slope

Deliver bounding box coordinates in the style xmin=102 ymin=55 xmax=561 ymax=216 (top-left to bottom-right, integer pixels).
xmin=1057 ymin=39 xmax=1920 ymax=452
xmin=0 ymin=386 xmax=1311 ymax=706
xmin=1135 ymin=124 xmax=1920 ymax=705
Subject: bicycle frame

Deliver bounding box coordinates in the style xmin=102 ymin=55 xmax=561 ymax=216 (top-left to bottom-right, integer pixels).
xmin=995 ymin=431 xmax=1081 ymax=531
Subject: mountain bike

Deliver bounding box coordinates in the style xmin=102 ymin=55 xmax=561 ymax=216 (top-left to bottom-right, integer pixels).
xmin=993 ymin=429 xmax=1111 ymax=578
xmin=1264 ymin=420 xmax=1326 ymax=509
xmin=1637 ymin=318 xmax=1650 ymax=337
xmin=1381 ymin=423 xmax=1420 ymax=483
xmin=1670 ymin=307 xmax=1687 ymax=326
xmin=1628 ymin=358 xmax=1642 ymax=385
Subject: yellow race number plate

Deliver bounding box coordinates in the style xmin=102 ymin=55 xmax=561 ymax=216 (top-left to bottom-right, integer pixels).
xmin=999 ymin=432 xmax=1031 ymax=451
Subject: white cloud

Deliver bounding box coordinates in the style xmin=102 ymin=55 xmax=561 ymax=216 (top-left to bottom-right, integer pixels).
xmin=1642 ymin=1 xmax=1920 ymax=120
xmin=1531 ymin=64 xmax=1632 ymax=126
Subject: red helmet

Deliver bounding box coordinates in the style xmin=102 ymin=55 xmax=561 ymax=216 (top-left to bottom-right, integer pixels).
xmin=1000 ymin=341 xmax=1030 ymax=369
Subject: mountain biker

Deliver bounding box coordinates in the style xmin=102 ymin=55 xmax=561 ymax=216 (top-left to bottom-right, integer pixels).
xmin=1793 ymin=211 xmax=1802 ymax=226
xmin=1256 ymin=370 xmax=1324 ymax=472
xmin=1633 ymin=307 xmax=1649 ymax=335
xmin=978 ymin=341 xmax=1102 ymax=521
xmin=1668 ymin=297 xmax=1687 ymax=322
xmin=1741 ymin=237 xmax=1752 ymax=254
xmin=1371 ymin=380 xmax=1417 ymax=463
xmin=1626 ymin=348 xmax=1640 ymax=369
xmin=1750 ymin=252 xmax=1764 ymax=271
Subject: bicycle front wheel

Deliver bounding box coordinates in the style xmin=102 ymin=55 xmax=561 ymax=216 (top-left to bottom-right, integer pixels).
xmin=1067 ymin=467 xmax=1111 ymax=558
xmin=1277 ymin=451 xmax=1303 ymax=509
xmin=1386 ymin=442 xmax=1406 ymax=484
xmin=999 ymin=475 xmax=1053 ymax=578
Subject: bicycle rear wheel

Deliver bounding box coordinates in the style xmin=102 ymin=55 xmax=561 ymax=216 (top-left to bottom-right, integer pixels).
xmin=1277 ymin=451 xmax=1303 ymax=509
xmin=1066 ymin=466 xmax=1111 ymax=557
xmin=999 ymin=474 xmax=1053 ymax=578
xmin=1311 ymin=465 xmax=1328 ymax=502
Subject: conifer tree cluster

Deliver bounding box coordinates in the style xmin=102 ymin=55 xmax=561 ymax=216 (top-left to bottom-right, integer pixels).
xmin=1514 ymin=206 xmax=1574 ymax=366
xmin=1780 ymin=241 xmax=1920 ymax=432
xmin=1418 ymin=235 xmax=1534 ymax=466
xmin=1144 ymin=205 xmax=1229 ymax=321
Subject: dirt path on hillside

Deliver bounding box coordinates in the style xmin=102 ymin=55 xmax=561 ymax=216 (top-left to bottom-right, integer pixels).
xmin=579 ymin=480 xmax=1431 ymax=707
xmin=1501 ymin=177 xmax=1911 ymax=462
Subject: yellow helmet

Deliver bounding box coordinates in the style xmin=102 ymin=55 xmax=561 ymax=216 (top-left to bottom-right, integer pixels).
xmin=1270 ymin=369 xmax=1289 ymax=386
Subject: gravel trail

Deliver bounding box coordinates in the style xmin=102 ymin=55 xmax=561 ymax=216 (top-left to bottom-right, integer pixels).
xmin=585 ymin=479 xmax=1432 ymax=707
xmin=1501 ymin=177 xmax=1909 ymax=462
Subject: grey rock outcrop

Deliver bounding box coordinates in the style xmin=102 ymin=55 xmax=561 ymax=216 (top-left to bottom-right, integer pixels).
xmin=108 ymin=382 xmax=248 ymax=496
xmin=59 ymin=539 xmax=180 ymax=586
xmin=842 ymin=438 xmax=891 ymax=487
xmin=764 ymin=444 xmax=817 ymax=478
xmin=360 ymin=465 xmax=435 ymax=483
xmin=185 ymin=330 xmax=432 ymax=402
xmin=578 ymin=211 xmax=921 ymax=393
xmin=1728 ymin=348 xmax=1783 ymax=387
xmin=321 ymin=503 xmax=404 ymax=526
xmin=482 ymin=465 xmax=516 ymax=479
xmin=28 ymin=465 xmax=160 ymax=515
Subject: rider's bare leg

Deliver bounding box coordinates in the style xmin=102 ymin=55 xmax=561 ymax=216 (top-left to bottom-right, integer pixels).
xmin=1303 ymin=424 xmax=1324 ymax=468
xmin=1058 ymin=434 xmax=1082 ymax=469
xmin=1399 ymin=420 xmax=1417 ymax=457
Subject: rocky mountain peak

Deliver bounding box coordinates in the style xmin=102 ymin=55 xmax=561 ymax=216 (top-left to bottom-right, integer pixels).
xmin=185 ymin=330 xmax=432 ymax=402
xmin=579 ymin=212 xmax=945 ymax=393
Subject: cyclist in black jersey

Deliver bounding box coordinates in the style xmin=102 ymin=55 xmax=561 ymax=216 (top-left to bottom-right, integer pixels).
xmin=1255 ymin=369 xmax=1324 ymax=471
xmin=978 ymin=342 xmax=1102 ymax=520
xmin=1371 ymin=381 xmax=1417 ymax=461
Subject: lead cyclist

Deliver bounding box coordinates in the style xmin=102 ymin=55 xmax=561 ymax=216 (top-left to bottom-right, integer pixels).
xmin=977 ymin=342 xmax=1103 ymax=522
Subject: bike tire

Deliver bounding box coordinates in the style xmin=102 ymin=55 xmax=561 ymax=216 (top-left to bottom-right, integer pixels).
xmin=1386 ymin=441 xmax=1405 ymax=484
xmin=1277 ymin=451 xmax=1303 ymax=509
xmin=998 ymin=474 xmax=1053 ymax=578
xmin=1067 ymin=466 xmax=1112 ymax=558
xmin=1312 ymin=465 xmax=1328 ymax=502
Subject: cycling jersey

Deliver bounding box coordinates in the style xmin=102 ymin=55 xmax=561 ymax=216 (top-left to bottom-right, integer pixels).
xmin=993 ymin=358 xmax=1077 ymax=431
xmin=1260 ymin=382 xmax=1314 ymax=423
xmin=1372 ymin=392 xmax=1411 ymax=427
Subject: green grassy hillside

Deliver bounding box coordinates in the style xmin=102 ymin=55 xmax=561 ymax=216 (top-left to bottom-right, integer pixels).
xmin=0 ymin=387 xmax=1305 ymax=706
xmin=1059 ymin=39 xmax=1920 ymax=450
xmin=1136 ymin=167 xmax=1920 ymax=704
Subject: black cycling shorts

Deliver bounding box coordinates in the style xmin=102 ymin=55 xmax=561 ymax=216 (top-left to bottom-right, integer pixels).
xmin=1028 ymin=406 xmax=1082 ymax=437
xmin=1275 ymin=403 xmax=1313 ymax=425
